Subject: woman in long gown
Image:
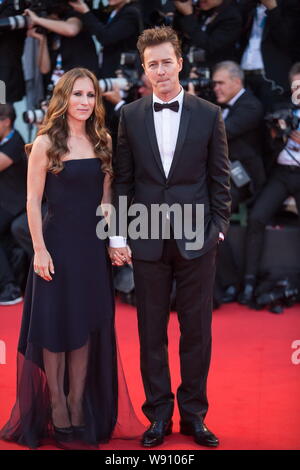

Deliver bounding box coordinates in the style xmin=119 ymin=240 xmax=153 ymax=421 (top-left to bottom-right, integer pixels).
xmin=0 ymin=67 xmax=143 ymax=449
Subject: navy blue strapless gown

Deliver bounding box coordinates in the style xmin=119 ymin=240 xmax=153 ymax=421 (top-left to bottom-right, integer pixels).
xmin=0 ymin=159 xmax=123 ymax=448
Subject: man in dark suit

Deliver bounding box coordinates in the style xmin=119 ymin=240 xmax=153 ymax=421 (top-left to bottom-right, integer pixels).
xmin=109 ymin=26 xmax=231 ymax=447
xmin=236 ymin=0 xmax=295 ymax=111
xmin=70 ymin=0 xmax=143 ymax=78
xmin=174 ymin=0 xmax=242 ymax=70
xmin=212 ymin=61 xmax=265 ymax=302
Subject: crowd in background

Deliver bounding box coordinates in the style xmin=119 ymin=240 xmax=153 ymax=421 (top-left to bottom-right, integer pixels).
xmin=1 ymin=0 xmax=300 ymax=311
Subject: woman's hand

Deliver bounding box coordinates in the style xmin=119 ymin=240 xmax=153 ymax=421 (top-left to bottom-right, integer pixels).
xmin=34 ymin=248 xmax=55 ymax=281
xmin=24 ymin=9 xmax=41 ymax=27
xmin=68 ymin=0 xmax=90 ymax=14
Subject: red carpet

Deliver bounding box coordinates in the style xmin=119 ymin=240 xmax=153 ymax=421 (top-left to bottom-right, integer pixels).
xmin=0 ymin=300 xmax=300 ymax=450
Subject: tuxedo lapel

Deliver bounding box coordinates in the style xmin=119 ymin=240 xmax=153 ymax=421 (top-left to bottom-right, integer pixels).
xmin=166 ymin=92 xmax=191 ymax=182
xmin=145 ymin=96 xmax=166 ymax=178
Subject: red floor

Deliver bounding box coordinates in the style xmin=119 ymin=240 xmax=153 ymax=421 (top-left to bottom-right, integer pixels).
xmin=0 ymin=300 xmax=300 ymax=450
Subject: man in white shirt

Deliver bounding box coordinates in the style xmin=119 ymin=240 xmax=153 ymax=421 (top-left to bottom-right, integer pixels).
xmin=110 ymin=26 xmax=231 ymax=447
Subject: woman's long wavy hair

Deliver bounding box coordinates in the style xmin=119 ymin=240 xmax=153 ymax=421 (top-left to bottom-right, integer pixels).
xmin=25 ymin=68 xmax=112 ymax=175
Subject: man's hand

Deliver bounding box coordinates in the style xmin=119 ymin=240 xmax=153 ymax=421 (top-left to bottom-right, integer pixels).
xmin=108 ymin=246 xmax=132 ymax=266
xmin=290 ymin=130 xmax=300 ymax=145
xmin=68 ymin=0 xmax=90 ymax=14
xmin=174 ymin=0 xmax=193 ymax=16
xmin=260 ymin=0 xmax=277 ymax=10
xmin=102 ymin=89 xmax=123 ymax=106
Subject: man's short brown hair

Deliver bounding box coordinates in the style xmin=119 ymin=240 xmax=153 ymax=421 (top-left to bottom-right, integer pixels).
xmin=137 ymin=26 xmax=182 ymax=64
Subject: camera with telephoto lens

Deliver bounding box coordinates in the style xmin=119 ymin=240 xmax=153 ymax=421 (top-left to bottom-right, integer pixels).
xmin=180 ymin=47 xmax=213 ymax=100
xmin=265 ymin=109 xmax=300 ymax=139
xmin=0 ymin=0 xmax=93 ymax=32
xmin=23 ymin=82 xmax=54 ymax=125
xmin=99 ymin=51 xmax=142 ymax=101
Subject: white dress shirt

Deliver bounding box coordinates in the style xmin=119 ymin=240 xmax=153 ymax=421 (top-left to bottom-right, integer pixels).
xmin=153 ymin=87 xmax=184 ymax=178
xmin=241 ymin=5 xmax=267 ymax=71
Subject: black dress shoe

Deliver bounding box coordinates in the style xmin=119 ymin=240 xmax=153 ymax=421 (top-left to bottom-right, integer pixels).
xmin=141 ymin=420 xmax=173 ymax=447
xmin=0 ymin=283 xmax=23 ymax=306
xmin=238 ymin=283 xmax=255 ymax=305
xmin=222 ymin=285 xmax=238 ymax=303
xmin=180 ymin=420 xmax=219 ymax=447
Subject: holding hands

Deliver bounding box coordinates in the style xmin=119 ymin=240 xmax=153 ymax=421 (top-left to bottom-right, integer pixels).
xmin=108 ymin=246 xmax=132 ymax=266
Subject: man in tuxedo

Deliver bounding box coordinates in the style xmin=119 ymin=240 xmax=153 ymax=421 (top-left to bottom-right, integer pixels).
xmin=212 ymin=61 xmax=265 ymax=302
xmin=110 ymin=26 xmax=231 ymax=447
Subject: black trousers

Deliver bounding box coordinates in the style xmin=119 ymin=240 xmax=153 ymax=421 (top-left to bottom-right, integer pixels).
xmin=132 ymin=238 xmax=218 ymax=424
xmin=245 ymin=165 xmax=300 ymax=277
xmin=0 ymin=206 xmax=16 ymax=288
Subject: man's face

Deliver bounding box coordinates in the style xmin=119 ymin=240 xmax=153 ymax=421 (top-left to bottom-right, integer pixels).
xmin=0 ymin=118 xmax=10 ymax=140
xmin=199 ymin=0 xmax=223 ymax=11
xmin=213 ymin=69 xmax=242 ymax=104
xmin=143 ymin=42 xmax=183 ymax=98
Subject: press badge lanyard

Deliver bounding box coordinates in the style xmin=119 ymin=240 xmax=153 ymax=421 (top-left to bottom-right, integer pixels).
xmin=0 ymin=129 xmax=15 ymax=146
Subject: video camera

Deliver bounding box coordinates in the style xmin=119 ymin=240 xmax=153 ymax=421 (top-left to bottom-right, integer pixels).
xmin=265 ymin=109 xmax=300 ymax=139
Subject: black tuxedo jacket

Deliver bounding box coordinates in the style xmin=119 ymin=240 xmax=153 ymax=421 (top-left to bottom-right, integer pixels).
xmin=224 ymin=89 xmax=265 ymax=193
xmin=113 ymin=92 xmax=231 ymax=261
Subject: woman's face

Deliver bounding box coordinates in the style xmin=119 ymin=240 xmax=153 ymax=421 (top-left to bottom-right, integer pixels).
xmin=67 ymin=77 xmax=96 ymax=122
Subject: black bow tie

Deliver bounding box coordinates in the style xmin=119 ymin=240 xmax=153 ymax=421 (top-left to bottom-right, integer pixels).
xmin=154 ymin=101 xmax=179 ymax=113
xmin=220 ymin=103 xmax=232 ymax=110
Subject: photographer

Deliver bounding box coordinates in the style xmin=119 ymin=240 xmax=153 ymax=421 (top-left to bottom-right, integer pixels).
xmin=212 ymin=61 xmax=265 ymax=302
xmin=237 ymin=0 xmax=296 ymax=112
xmin=0 ymin=103 xmax=27 ymax=305
xmin=69 ymin=0 xmax=143 ymax=78
xmin=174 ymin=0 xmax=242 ymax=70
xmin=24 ymin=3 xmax=99 ymax=78
xmin=0 ymin=1 xmax=26 ymax=103
xmin=238 ymin=63 xmax=300 ymax=305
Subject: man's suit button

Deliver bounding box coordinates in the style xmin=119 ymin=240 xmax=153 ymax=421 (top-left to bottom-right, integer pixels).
xmin=165 ymin=184 xmax=169 ymax=189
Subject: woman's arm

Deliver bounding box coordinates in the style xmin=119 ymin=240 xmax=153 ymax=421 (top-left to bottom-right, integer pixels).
xmin=27 ymin=134 xmax=54 ymax=281
xmin=27 ymin=29 xmax=51 ymax=74
xmin=25 ymin=9 xmax=82 ymax=37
